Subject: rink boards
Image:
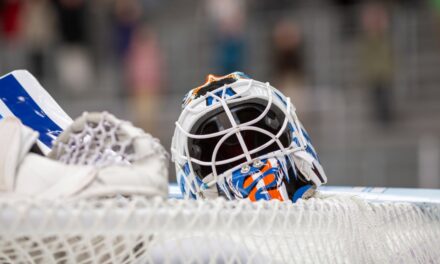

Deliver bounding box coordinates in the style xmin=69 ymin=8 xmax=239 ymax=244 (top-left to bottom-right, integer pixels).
xmin=169 ymin=183 xmax=440 ymax=203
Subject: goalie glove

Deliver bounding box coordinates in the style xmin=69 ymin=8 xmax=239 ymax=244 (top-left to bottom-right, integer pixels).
xmin=0 ymin=113 xmax=169 ymax=199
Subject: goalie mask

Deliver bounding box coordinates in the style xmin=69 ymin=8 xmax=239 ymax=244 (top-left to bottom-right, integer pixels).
xmin=171 ymin=72 xmax=327 ymax=202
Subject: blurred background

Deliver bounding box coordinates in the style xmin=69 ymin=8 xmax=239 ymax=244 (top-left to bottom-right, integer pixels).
xmin=0 ymin=0 xmax=439 ymax=187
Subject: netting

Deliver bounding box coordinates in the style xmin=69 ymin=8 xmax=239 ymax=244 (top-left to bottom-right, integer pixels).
xmin=49 ymin=112 xmax=167 ymax=168
xmin=40 ymin=112 xmax=169 ymax=199
xmin=0 ymin=194 xmax=439 ymax=264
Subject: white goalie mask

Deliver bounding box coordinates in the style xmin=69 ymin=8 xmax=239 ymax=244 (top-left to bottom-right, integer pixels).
xmin=171 ymin=72 xmax=327 ymax=202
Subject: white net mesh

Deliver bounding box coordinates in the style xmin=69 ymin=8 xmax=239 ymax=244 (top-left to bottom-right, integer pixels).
xmin=49 ymin=112 xmax=167 ymax=168
xmin=35 ymin=112 xmax=169 ymax=199
xmin=0 ymin=194 xmax=439 ymax=264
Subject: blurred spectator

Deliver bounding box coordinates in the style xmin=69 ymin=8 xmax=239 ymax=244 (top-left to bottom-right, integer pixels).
xmin=53 ymin=0 xmax=93 ymax=94
xmin=125 ymin=24 xmax=164 ymax=134
xmin=272 ymin=20 xmax=308 ymax=114
xmin=359 ymin=2 xmax=394 ymax=125
xmin=332 ymin=0 xmax=360 ymax=38
xmin=273 ymin=20 xmax=304 ymax=87
xmin=206 ymin=0 xmax=246 ymax=74
xmin=113 ymin=0 xmax=142 ymax=59
xmin=53 ymin=0 xmax=87 ymax=45
xmin=23 ymin=0 xmax=56 ymax=80
xmin=0 ymin=0 xmax=22 ymax=41
xmin=431 ymin=0 xmax=440 ymax=48
xmin=0 ymin=0 xmax=26 ymax=71
xmin=88 ymin=0 xmax=113 ymax=65
xmin=250 ymin=0 xmax=295 ymax=13
xmin=216 ymin=33 xmax=244 ymax=75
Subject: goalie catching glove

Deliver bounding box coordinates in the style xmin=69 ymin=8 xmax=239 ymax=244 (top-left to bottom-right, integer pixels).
xmin=0 ymin=112 xmax=168 ymax=199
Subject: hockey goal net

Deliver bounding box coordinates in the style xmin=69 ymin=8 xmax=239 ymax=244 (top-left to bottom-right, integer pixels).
xmin=0 ymin=194 xmax=439 ymax=264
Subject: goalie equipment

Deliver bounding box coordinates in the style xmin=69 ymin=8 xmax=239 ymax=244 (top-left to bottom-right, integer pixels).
xmin=0 ymin=70 xmax=73 ymax=154
xmin=0 ymin=112 xmax=168 ymax=199
xmin=172 ymin=72 xmax=326 ymax=202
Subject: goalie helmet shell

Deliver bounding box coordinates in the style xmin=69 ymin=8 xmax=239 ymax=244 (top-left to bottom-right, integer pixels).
xmin=171 ymin=72 xmax=326 ymax=202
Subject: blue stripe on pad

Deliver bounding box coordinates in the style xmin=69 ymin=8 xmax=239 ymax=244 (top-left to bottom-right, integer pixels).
xmin=0 ymin=74 xmax=62 ymax=148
